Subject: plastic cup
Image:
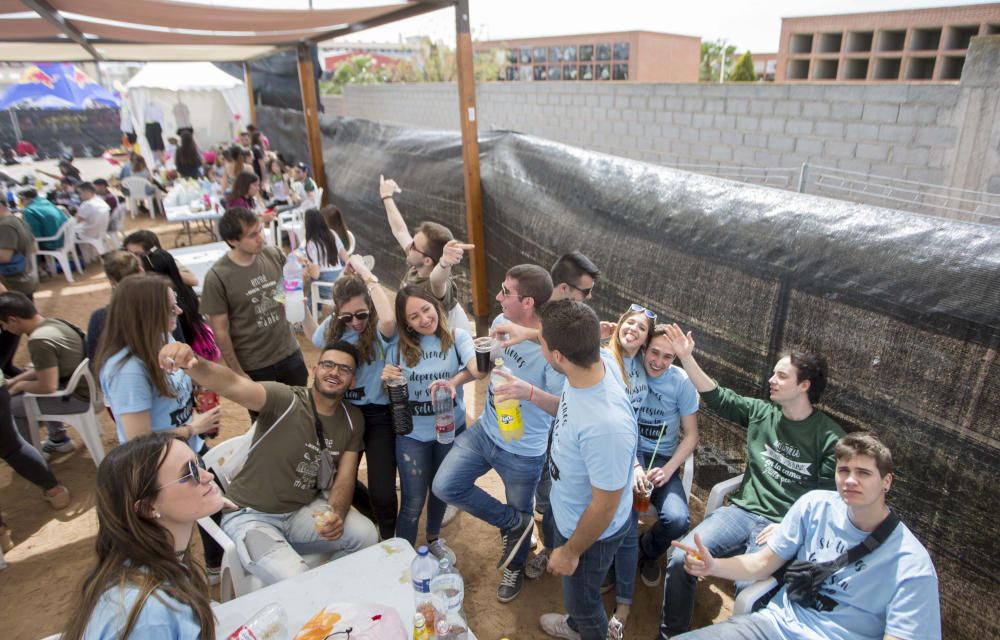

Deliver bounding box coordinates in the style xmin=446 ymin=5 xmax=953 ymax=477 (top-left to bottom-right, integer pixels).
xmin=633 ymin=481 xmax=653 ymax=513
xmin=474 ymin=336 xmax=497 ymax=373
xmin=312 ymin=505 xmax=335 ymax=533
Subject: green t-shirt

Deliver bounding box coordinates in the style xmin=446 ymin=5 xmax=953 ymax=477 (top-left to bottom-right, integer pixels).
xmin=703 ymin=384 xmax=843 ymax=522
xmin=200 ymin=246 xmax=299 ymax=372
xmin=400 ymin=265 xmax=457 ymax=311
xmin=227 ymin=383 xmax=365 ymax=514
xmin=0 ymin=215 xmax=37 ymax=296
xmin=28 ymin=318 xmax=89 ymax=402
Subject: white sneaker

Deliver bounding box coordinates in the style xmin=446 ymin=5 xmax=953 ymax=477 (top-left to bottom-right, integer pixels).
xmin=427 ymin=538 xmax=457 ymax=566
xmin=607 ymin=614 xmax=625 ymax=640
xmin=540 ymin=613 xmax=581 ymax=640
xmin=442 ymin=504 xmax=460 ymax=527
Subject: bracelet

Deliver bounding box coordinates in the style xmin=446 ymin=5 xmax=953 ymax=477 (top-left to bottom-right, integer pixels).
xmin=528 ymin=385 xmax=534 ymax=402
xmin=381 ymin=195 xmax=393 ymax=201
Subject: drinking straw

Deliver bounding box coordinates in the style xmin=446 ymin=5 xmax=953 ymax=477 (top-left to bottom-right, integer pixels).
xmin=646 ymin=421 xmax=668 ymax=473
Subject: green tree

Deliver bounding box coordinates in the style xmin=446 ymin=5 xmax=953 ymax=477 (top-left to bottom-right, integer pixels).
xmin=700 ymin=39 xmax=737 ymax=82
xmin=730 ymin=51 xmax=757 ymax=82
xmin=320 ymin=55 xmax=389 ymax=95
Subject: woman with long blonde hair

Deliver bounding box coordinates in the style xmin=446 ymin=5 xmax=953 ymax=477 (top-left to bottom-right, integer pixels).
xmin=63 ymin=432 xmax=223 ymax=639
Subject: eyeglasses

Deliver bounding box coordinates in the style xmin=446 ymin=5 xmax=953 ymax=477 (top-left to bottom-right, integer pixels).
xmin=337 ymin=310 xmax=370 ymax=323
xmin=629 ymin=303 xmax=657 ymax=320
xmin=568 ymin=282 xmax=594 ymax=297
xmin=157 ymin=456 xmax=207 ymax=490
xmin=318 ymin=360 xmax=355 ymax=374
xmin=499 ymin=282 xmax=525 ymax=300
xmin=407 ymin=240 xmax=433 ymax=260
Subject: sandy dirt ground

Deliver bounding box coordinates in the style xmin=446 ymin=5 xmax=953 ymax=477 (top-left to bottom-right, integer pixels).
xmin=0 ymin=159 xmax=733 ymax=639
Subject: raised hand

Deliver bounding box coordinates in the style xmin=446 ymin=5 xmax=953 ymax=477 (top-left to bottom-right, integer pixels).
xmin=381 ymin=363 xmax=403 ymax=383
xmin=490 ymin=322 xmax=531 ymax=347
xmin=664 ymin=323 xmax=695 ymax=359
xmin=439 ymin=239 xmax=475 ymax=268
xmin=160 ymin=342 xmax=196 ymax=372
xmin=379 ymin=174 xmax=401 ymax=199
xmin=671 ymin=533 xmax=714 ymax=577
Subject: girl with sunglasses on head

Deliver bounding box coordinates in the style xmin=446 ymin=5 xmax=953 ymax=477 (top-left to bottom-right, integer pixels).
xmin=63 ymin=432 xmax=225 ymax=639
xmin=303 ymin=255 xmax=398 ymax=540
xmin=603 ymin=302 xmax=657 ymax=639
xmin=379 ymin=286 xmax=484 ymax=561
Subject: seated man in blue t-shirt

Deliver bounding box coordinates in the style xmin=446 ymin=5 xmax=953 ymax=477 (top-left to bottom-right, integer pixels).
xmin=671 ymin=433 xmax=941 ymax=640
xmin=533 ymin=300 xmax=638 ymax=640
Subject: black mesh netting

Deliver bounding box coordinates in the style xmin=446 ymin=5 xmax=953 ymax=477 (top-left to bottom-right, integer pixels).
xmin=318 ymin=117 xmax=998 ymax=638
xmin=254 ymin=105 xmax=310 ymax=169
xmin=0 ymin=108 xmax=120 ymax=159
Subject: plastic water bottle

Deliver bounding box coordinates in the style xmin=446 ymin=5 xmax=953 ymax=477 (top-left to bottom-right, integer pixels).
xmin=491 ymin=360 xmax=524 ymax=442
xmin=431 ymin=557 xmax=464 ymax=618
xmin=411 ymin=545 xmax=440 ymax=631
xmin=433 ymin=385 xmax=456 ymax=444
xmin=283 ymin=251 xmax=304 ymax=324
xmin=226 ymin=603 xmax=288 ymax=640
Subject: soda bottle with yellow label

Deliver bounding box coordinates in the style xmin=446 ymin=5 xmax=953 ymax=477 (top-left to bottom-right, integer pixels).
xmin=491 ymin=359 xmax=523 ymax=442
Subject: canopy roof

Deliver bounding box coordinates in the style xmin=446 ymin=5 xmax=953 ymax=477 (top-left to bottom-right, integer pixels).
xmin=126 ymin=61 xmax=245 ymax=91
xmin=0 ymin=0 xmax=454 ymax=62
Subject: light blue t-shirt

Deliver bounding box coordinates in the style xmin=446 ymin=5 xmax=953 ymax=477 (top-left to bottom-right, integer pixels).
xmin=636 ymin=365 xmax=699 ymax=457
xmin=312 ymin=319 xmax=396 ymax=406
xmin=385 ymin=329 xmax=475 ymax=442
xmin=480 ymin=315 xmax=566 ymax=457
xmin=100 ymin=346 xmax=202 ymax=452
xmin=762 ymin=490 xmax=941 ymax=640
xmin=622 ymin=352 xmax=648 ymax=414
xmin=549 ymin=363 xmax=637 ymax=540
xmin=83 ymin=584 xmax=202 ymax=639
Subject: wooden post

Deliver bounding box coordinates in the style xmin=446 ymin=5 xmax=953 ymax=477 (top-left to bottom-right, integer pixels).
xmin=454 ymin=0 xmax=488 ymax=319
xmin=297 ymin=44 xmax=327 ymax=203
xmin=243 ymin=61 xmax=256 ymax=126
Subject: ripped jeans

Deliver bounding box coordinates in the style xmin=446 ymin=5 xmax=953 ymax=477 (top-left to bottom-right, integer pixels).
xmin=221 ymin=498 xmax=378 ymax=586
xmin=395 ymin=434 xmax=454 ymax=545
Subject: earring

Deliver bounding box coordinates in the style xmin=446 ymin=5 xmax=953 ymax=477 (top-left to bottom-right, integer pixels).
xmin=153 ymin=511 xmax=161 ymax=519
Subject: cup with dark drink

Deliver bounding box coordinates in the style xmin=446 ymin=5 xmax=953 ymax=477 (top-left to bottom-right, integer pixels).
xmin=474 ymin=336 xmax=497 ymax=374
xmin=194 ymin=388 xmax=220 ymax=438
xmin=633 ymin=479 xmax=653 ymax=513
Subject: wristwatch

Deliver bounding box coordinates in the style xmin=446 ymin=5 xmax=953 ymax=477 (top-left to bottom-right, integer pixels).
xmin=365 ymin=275 xmax=379 ymax=286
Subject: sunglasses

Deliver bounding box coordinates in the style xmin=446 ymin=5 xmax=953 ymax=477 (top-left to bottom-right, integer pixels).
xmin=337 ymin=310 xmax=370 ymax=323
xmin=499 ymin=282 xmax=525 ymax=300
xmin=157 ymin=456 xmax=207 ymax=490
xmin=629 ymin=303 xmax=657 ymax=320
xmin=568 ymin=282 xmax=594 ymax=297
xmin=318 ymin=360 xmax=355 ymax=375
xmin=407 ymin=240 xmax=433 ymax=260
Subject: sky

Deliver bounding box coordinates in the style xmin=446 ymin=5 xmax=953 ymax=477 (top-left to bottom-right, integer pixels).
xmin=183 ymin=0 xmax=988 ymax=53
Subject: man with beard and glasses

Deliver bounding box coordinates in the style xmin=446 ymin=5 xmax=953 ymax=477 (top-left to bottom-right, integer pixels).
xmin=158 ymin=340 xmax=377 ymax=586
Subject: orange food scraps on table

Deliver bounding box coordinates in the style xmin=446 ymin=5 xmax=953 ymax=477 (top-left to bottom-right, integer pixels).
xmin=294 ymin=607 xmax=343 ymax=640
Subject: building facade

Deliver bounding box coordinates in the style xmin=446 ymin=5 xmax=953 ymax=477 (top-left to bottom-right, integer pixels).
xmin=474 ymin=31 xmax=700 ymax=83
xmin=775 ymin=3 xmax=1000 ymax=82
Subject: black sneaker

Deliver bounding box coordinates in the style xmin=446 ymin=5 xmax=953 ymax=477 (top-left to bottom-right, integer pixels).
xmin=601 ymin=563 xmax=615 ymax=594
xmin=639 ymin=552 xmax=662 ymax=587
xmin=497 ymin=567 xmax=523 ymax=603
xmin=497 ymin=511 xmax=533 ymax=570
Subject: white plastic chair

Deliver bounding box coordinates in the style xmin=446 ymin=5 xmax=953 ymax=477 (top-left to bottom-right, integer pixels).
xmin=73 ymin=224 xmax=114 ymax=265
xmin=22 ymin=358 xmax=106 ymax=467
xmin=705 ymin=473 xmax=780 ymax=614
xmin=107 ymin=203 xmax=126 ymax=246
xmin=34 ymin=218 xmax=80 ymax=283
xmin=308 ymin=230 xmax=359 ymax=319
xmin=121 ymin=176 xmax=161 ymax=219
xmin=198 ymin=431 xmax=329 ymax=602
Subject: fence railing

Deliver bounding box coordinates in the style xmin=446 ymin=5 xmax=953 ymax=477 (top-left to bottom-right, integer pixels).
xmin=665 ymin=161 xmax=1000 ymax=226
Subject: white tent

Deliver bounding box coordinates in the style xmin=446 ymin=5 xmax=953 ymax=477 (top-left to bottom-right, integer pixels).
xmin=124 ymin=62 xmax=250 ymax=163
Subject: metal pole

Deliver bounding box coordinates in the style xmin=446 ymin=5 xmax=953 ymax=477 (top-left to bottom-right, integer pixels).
xmin=798 ymin=162 xmax=809 ymax=193
xmin=454 ymin=0 xmax=489 ymax=320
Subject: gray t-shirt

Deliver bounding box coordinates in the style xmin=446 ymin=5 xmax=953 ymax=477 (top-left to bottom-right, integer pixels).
xmin=28 ymin=318 xmax=89 ymax=402
xmin=200 ymin=246 xmax=299 ymax=372
xmin=0 ymin=215 xmax=37 ymax=296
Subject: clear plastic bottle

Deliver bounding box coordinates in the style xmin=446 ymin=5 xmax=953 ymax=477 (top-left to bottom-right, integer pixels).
xmin=282 ymin=251 xmax=304 ymax=323
xmin=411 ymin=545 xmax=440 ymax=631
xmin=412 ymin=612 xmax=429 ymax=640
xmin=433 ymin=384 xmax=456 ymax=444
xmin=226 ymin=603 xmax=289 ymax=640
xmin=491 ymin=359 xmax=524 ymax=442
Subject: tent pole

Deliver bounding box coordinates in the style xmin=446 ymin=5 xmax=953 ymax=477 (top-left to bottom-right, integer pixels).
xmin=454 ymin=0 xmax=488 ymax=322
xmin=297 ymin=43 xmax=327 ymax=205
xmin=243 ymin=62 xmax=256 ymax=126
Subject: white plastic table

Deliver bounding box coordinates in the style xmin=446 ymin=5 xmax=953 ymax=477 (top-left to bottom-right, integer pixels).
xmin=165 ymin=202 xmax=222 ymax=246
xmin=211 ymin=538 xmax=478 ymax=639
xmin=169 ymin=241 xmax=228 ymax=295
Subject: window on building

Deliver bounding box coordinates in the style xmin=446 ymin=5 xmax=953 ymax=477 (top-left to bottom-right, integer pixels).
xmin=597 ymin=63 xmax=611 ymax=80
xmin=533 ymin=47 xmax=547 ymax=63
xmin=533 ymin=65 xmax=547 ymax=80
xmin=564 ymin=46 xmax=577 ymax=62
xmin=519 ymin=65 xmax=533 ymax=81
xmin=580 ymin=45 xmax=594 ymax=61
xmin=506 ymin=50 xmax=517 ymax=64
xmin=549 ymin=47 xmax=562 ymax=62
xmin=597 ymin=43 xmax=612 ymax=60
xmin=579 ymin=63 xmax=593 ymax=80
xmin=613 ymin=63 xmax=628 ymax=80
xmin=564 ymin=65 xmax=579 ymax=80
xmin=548 ymin=65 xmax=562 ymax=80
xmin=614 ymin=42 xmax=630 ymax=60
xmin=519 ymin=48 xmax=532 ymax=64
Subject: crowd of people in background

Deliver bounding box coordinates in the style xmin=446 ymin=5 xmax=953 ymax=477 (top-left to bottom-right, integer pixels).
xmin=0 ymin=124 xmax=942 ymax=640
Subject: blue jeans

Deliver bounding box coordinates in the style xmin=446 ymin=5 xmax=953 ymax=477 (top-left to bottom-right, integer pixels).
xmin=555 ymin=518 xmax=630 ymax=640
xmin=432 ymin=424 xmax=545 ymax=569
xmin=672 ymin=613 xmax=779 ymax=639
xmin=395 ymin=434 xmax=454 ymax=545
xmin=639 ymin=452 xmax=691 ymax=562
xmin=611 ymin=510 xmax=640 ymax=604
xmin=660 ymin=505 xmax=773 ymax=637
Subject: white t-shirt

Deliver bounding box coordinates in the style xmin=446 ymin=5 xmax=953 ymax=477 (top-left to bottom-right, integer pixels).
xmin=75 ymin=195 xmax=110 ymax=239
xmin=143 ymin=102 xmax=163 ymax=125
xmin=762 ymin=490 xmax=941 ymax=640
xmin=305 ymin=235 xmax=345 ymax=273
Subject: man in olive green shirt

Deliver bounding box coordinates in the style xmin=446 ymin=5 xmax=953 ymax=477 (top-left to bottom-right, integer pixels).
xmin=0 ymin=200 xmax=38 ymax=379
xmin=656 ymin=324 xmax=845 ymax=637
xmin=159 ymin=338 xmax=377 ymax=586
xmin=200 ymin=207 xmax=306 ymax=388
xmin=0 ymin=291 xmax=89 ymax=455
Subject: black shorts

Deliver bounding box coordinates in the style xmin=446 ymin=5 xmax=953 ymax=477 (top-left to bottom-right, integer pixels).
xmin=125 ymin=131 xmax=137 ymax=145
xmin=145 ymin=121 xmax=165 ymax=151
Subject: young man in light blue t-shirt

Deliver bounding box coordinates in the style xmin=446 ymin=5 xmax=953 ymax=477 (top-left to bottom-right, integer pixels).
xmin=532 ymin=300 xmax=638 ymax=640
xmin=433 ymin=265 xmax=565 ymax=603
xmin=672 ymin=433 xmax=940 ymax=640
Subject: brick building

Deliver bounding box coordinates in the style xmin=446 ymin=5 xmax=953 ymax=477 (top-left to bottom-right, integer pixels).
xmin=474 ymin=31 xmax=700 ymax=83
xmin=775 ymin=2 xmax=1000 ymax=82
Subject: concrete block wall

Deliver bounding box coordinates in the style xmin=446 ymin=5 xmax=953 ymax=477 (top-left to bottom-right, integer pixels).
xmin=343 ymin=81 xmax=972 ymax=190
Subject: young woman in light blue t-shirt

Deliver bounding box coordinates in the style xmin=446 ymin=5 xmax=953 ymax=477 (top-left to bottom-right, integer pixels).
xmin=381 ymin=286 xmax=482 ymax=561
xmin=64 ymin=432 xmax=224 ymax=640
